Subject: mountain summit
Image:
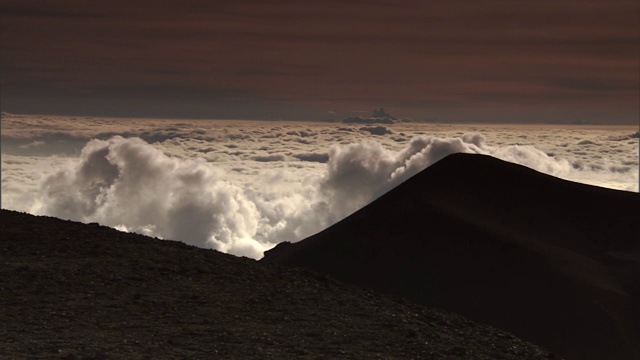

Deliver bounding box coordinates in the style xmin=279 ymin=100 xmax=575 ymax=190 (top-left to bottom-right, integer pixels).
xmin=263 ymin=153 xmax=640 ymax=359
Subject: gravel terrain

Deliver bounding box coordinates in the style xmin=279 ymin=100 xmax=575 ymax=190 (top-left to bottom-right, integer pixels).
xmin=1 ymin=209 xmax=555 ymax=359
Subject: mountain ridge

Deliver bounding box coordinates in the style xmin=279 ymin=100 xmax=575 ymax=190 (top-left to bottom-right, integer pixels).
xmin=1 ymin=208 xmax=554 ymax=359
xmin=263 ymin=153 xmax=640 ymax=359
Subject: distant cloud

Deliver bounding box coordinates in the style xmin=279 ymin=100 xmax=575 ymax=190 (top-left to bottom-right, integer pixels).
xmin=252 ymin=154 xmax=287 ymax=162
xmin=293 ymin=153 xmax=330 ymax=163
xmin=359 ymin=126 xmax=392 ymax=136
xmin=18 ymin=141 xmax=45 ymax=149
xmin=285 ymin=130 xmax=316 ymax=138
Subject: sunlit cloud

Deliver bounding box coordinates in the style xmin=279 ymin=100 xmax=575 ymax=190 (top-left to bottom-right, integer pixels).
xmin=2 ymin=115 xmax=637 ymax=259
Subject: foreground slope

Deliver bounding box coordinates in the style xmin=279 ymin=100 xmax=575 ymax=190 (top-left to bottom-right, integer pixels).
xmin=263 ymin=153 xmax=640 ymax=359
xmin=0 ymin=209 xmax=553 ymax=359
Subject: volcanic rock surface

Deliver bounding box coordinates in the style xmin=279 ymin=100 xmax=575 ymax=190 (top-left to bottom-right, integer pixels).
xmin=263 ymin=153 xmax=640 ymax=359
xmin=1 ymin=209 xmax=555 ymax=359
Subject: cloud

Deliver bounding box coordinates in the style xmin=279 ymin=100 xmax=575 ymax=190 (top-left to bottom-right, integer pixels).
xmin=359 ymin=126 xmax=392 ymax=136
xmin=285 ymin=130 xmax=317 ymax=137
xmin=252 ymin=154 xmax=287 ymax=162
xmin=1 ymin=132 xmax=90 ymax=156
xmin=30 ymin=135 xmax=492 ymax=258
xmin=3 ymin=117 xmax=637 ymax=260
xmin=19 ymin=131 xmax=639 ymax=260
xmin=18 ymin=141 xmax=46 ymax=149
xmin=34 ymin=137 xmax=267 ymax=258
xmin=319 ymin=135 xmax=487 ymax=215
xmin=292 ymin=153 xmax=330 ymax=163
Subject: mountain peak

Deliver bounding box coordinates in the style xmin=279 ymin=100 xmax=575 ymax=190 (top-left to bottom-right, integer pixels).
xmin=263 ymin=153 xmax=640 ymax=359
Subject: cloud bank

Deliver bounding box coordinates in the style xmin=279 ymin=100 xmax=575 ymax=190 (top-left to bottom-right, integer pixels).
xmin=25 ymin=131 xmax=633 ymax=259
xmin=3 ymin=116 xmax=637 ymax=259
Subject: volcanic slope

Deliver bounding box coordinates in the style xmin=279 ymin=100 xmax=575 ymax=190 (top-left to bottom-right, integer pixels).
xmin=0 ymin=209 xmax=555 ymax=359
xmin=263 ymin=153 xmax=640 ymax=360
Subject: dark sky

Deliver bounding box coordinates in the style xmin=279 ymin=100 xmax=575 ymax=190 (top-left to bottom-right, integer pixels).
xmin=1 ymin=0 xmax=638 ymax=123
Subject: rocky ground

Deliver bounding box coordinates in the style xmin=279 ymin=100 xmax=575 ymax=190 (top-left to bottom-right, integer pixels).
xmin=0 ymin=209 xmax=555 ymax=359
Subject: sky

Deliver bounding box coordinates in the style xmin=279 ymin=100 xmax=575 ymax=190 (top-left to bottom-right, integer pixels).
xmin=1 ymin=0 xmax=639 ymax=123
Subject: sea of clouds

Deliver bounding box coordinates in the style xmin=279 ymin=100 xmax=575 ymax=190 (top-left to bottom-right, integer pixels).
xmin=2 ymin=113 xmax=638 ymax=258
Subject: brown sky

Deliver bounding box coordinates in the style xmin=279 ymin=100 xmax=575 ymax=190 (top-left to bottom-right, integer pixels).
xmin=1 ymin=0 xmax=638 ymax=123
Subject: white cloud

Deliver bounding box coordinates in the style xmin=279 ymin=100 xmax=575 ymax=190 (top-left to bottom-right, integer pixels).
xmin=2 ymin=115 xmax=638 ymax=259
xmin=33 ymin=137 xmax=268 ymax=258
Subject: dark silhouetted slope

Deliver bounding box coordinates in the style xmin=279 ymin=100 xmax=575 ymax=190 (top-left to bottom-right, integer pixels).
xmin=263 ymin=153 xmax=640 ymax=359
xmin=0 ymin=209 xmax=554 ymax=359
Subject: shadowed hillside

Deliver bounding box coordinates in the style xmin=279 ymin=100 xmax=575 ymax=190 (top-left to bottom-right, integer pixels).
xmin=0 ymin=209 xmax=555 ymax=359
xmin=263 ymin=153 xmax=640 ymax=359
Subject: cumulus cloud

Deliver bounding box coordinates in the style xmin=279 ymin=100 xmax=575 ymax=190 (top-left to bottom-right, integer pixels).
xmin=34 ymin=137 xmax=267 ymax=258
xmin=321 ymin=136 xmax=465 ymax=211
xmin=16 ymin=131 xmax=640 ymax=258
xmin=3 ymin=116 xmax=638 ymax=259
xmin=24 ymin=133 xmax=516 ymax=258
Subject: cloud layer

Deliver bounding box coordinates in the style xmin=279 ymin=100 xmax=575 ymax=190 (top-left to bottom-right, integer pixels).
xmin=2 ymin=115 xmax=638 ymax=258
